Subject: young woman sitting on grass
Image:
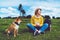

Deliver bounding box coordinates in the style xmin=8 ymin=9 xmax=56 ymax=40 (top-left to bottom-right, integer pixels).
xmin=27 ymin=8 xmax=48 ymax=36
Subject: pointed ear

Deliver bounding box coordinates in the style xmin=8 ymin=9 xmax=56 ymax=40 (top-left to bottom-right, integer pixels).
xmin=14 ymin=18 xmax=18 ymax=22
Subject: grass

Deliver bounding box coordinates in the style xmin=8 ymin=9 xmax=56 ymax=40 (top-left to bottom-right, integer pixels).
xmin=0 ymin=18 xmax=60 ymax=40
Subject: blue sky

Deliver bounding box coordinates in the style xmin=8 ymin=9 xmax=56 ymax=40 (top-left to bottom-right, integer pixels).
xmin=0 ymin=0 xmax=60 ymax=18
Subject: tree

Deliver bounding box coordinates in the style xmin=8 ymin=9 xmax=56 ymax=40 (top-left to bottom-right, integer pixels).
xmin=56 ymin=17 xmax=60 ymax=19
xmin=21 ymin=9 xmax=25 ymax=17
xmin=26 ymin=15 xmax=31 ymax=18
xmin=0 ymin=17 xmax=1 ymax=19
xmin=52 ymin=16 xmax=55 ymax=19
xmin=18 ymin=4 xmax=26 ymax=17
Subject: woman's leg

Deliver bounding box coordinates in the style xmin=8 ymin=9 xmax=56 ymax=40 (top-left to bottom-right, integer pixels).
xmin=27 ymin=23 xmax=41 ymax=35
xmin=38 ymin=23 xmax=48 ymax=33
xmin=27 ymin=23 xmax=37 ymax=31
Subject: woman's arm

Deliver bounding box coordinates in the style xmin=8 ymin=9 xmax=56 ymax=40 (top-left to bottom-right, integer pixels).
xmin=31 ymin=16 xmax=35 ymax=26
xmin=40 ymin=16 xmax=44 ymax=26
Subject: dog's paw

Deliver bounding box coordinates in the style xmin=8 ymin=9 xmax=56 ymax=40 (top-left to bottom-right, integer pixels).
xmin=14 ymin=35 xmax=16 ymax=37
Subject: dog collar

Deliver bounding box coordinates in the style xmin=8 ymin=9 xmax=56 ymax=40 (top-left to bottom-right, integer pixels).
xmin=14 ymin=22 xmax=20 ymax=25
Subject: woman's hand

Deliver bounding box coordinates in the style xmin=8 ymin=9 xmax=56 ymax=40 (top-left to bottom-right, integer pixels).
xmin=35 ymin=22 xmax=40 ymax=27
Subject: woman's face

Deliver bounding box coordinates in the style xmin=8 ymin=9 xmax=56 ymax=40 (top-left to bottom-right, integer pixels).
xmin=36 ymin=10 xmax=41 ymax=16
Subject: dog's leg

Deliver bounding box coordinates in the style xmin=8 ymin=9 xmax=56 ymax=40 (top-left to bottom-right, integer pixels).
xmin=7 ymin=31 xmax=10 ymax=36
xmin=16 ymin=30 xmax=19 ymax=35
xmin=5 ymin=29 xmax=10 ymax=36
xmin=7 ymin=30 xmax=10 ymax=39
xmin=14 ymin=30 xmax=17 ymax=37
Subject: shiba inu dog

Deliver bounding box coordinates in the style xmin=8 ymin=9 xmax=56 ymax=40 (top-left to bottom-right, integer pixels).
xmin=5 ymin=17 xmax=22 ymax=37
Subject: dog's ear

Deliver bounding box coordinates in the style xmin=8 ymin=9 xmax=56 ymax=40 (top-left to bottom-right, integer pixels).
xmin=14 ymin=17 xmax=22 ymax=22
xmin=17 ymin=17 xmax=22 ymax=21
xmin=14 ymin=18 xmax=17 ymax=22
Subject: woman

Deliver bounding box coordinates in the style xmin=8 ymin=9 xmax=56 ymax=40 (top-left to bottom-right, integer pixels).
xmin=27 ymin=8 xmax=48 ymax=36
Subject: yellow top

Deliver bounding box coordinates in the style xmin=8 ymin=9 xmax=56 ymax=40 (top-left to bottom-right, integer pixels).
xmin=31 ymin=15 xmax=44 ymax=27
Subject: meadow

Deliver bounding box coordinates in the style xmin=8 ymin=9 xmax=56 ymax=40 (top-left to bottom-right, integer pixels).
xmin=0 ymin=18 xmax=60 ymax=40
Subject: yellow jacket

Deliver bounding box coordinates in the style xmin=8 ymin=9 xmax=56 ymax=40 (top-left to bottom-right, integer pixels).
xmin=31 ymin=15 xmax=44 ymax=27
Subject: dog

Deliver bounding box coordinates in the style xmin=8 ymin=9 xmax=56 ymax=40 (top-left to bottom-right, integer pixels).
xmin=5 ymin=17 xmax=22 ymax=37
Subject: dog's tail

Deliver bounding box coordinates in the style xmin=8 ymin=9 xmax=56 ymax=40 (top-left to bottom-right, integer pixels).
xmin=5 ymin=29 xmax=10 ymax=39
xmin=3 ymin=29 xmax=8 ymax=34
xmin=5 ymin=29 xmax=10 ymax=34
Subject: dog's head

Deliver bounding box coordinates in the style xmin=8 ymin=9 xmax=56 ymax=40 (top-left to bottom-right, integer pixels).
xmin=14 ymin=17 xmax=22 ymax=24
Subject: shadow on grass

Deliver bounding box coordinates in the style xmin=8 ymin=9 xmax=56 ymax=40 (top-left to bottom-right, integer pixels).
xmin=19 ymin=28 xmax=30 ymax=34
xmin=1 ymin=28 xmax=30 ymax=35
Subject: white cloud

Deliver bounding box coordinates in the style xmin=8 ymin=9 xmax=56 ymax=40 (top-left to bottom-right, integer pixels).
xmin=0 ymin=0 xmax=60 ymax=18
xmin=0 ymin=7 xmax=20 ymax=18
xmin=25 ymin=1 xmax=60 ymax=18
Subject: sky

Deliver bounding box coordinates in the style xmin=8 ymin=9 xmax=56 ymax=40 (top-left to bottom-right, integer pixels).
xmin=0 ymin=0 xmax=60 ymax=18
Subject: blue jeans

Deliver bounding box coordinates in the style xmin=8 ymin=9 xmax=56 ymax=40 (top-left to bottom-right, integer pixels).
xmin=27 ymin=23 xmax=48 ymax=32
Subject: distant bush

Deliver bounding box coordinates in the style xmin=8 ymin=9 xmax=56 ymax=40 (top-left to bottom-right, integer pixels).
xmin=52 ymin=16 xmax=55 ymax=19
xmin=0 ymin=17 xmax=1 ymax=19
xmin=2 ymin=16 xmax=12 ymax=19
xmin=56 ymin=17 xmax=60 ymax=19
xmin=26 ymin=15 xmax=31 ymax=18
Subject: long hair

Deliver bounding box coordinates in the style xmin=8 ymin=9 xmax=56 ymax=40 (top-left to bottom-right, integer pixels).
xmin=35 ymin=8 xmax=41 ymax=15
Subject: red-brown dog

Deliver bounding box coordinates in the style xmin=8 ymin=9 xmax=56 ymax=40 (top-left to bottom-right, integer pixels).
xmin=5 ymin=17 xmax=22 ymax=37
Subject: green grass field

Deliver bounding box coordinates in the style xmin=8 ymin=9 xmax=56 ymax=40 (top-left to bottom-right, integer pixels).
xmin=0 ymin=18 xmax=60 ymax=40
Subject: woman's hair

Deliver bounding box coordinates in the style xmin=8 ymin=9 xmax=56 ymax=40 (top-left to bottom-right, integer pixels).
xmin=35 ymin=8 xmax=42 ymax=15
